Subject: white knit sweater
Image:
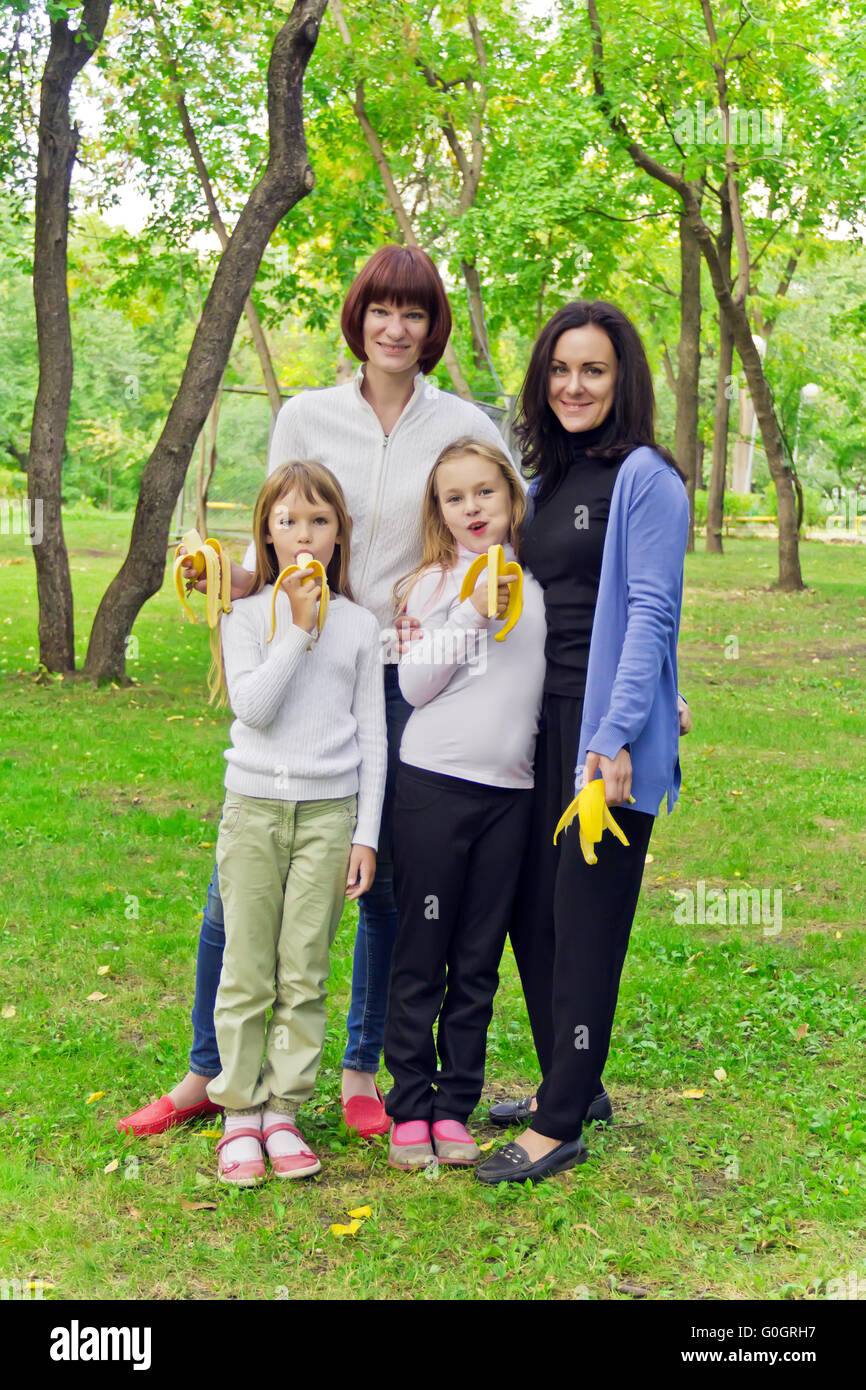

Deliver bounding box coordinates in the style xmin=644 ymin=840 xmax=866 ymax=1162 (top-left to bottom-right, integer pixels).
xmin=398 ymin=543 xmax=547 ymax=789
xmin=245 ymin=367 xmax=513 ymax=629
xmin=220 ymin=587 xmax=387 ymax=849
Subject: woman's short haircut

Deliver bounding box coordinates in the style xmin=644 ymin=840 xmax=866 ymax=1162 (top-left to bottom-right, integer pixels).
xmin=341 ymin=245 xmax=452 ymax=373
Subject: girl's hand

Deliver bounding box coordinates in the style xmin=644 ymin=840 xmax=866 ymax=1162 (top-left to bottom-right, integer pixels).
xmin=584 ymin=747 xmax=632 ymax=806
xmin=283 ymin=567 xmax=321 ymax=633
xmin=468 ymin=572 xmax=518 ymax=619
xmin=396 ymin=614 xmax=423 ymax=655
xmin=346 ymin=845 xmax=376 ymax=900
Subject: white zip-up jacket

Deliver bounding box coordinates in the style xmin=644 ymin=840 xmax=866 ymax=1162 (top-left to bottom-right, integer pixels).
xmin=245 ymin=366 xmax=513 ymax=630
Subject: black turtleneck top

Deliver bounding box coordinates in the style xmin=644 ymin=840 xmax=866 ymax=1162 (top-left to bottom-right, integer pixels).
xmin=520 ymin=435 xmax=623 ymax=698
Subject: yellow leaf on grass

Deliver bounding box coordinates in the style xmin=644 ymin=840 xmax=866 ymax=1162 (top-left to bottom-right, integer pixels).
xmin=86 ymin=991 xmax=109 ymax=1002
xmin=796 ymin=1023 xmax=809 ymax=1040
xmin=347 ymin=1205 xmax=372 ymax=1220
xmin=198 ymin=842 xmax=214 ymax=849
xmin=682 ymin=1089 xmax=705 ymax=1099
xmin=478 ymin=1141 xmax=494 ymax=1152
xmin=104 ymin=1158 xmax=119 ymax=1173
xmin=713 ymin=1067 xmax=728 ymax=1082
xmin=330 ymin=1219 xmax=362 ymax=1238
xmin=97 ymin=965 xmax=111 ymax=976
xmin=1 ymin=1005 xmax=15 ymax=1018
xmin=86 ymin=1092 xmax=105 ymax=1104
xmin=201 ymin=1128 xmax=222 ymax=1139
xmin=645 ymin=854 xmax=654 ymax=864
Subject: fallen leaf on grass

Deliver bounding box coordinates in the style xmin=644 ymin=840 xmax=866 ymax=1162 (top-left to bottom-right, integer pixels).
xmin=645 ymin=853 xmax=654 ymax=864
xmin=86 ymin=991 xmax=109 ymax=1003
xmin=796 ymin=1023 xmax=809 ymax=1040
xmin=127 ymin=1208 xmax=142 ymax=1219
xmin=713 ymin=1067 xmax=728 ymax=1082
xmin=103 ymin=1158 xmax=119 ymax=1174
xmin=330 ymin=1219 xmax=362 ymax=1238
xmin=572 ymin=1223 xmax=602 ymax=1238
xmin=347 ymin=1205 xmax=372 ymax=1219
xmin=96 ymin=965 xmax=111 ymax=976
xmin=478 ymin=1141 xmax=494 ymax=1152
xmin=200 ymin=1128 xmax=222 ymax=1140
xmin=1 ymin=1005 xmax=15 ymax=1019
xmin=180 ymin=1200 xmax=217 ymax=1212
xmin=166 ymin=715 xmax=184 ymax=722
xmin=681 ymin=1089 xmax=705 ymax=1099
xmin=86 ymin=1092 xmax=105 ymax=1104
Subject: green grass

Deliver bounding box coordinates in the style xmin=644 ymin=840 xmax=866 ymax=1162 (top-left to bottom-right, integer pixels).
xmin=0 ymin=518 xmax=864 ymax=1301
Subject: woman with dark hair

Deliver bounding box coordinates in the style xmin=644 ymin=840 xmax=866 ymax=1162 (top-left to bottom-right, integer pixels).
xmin=117 ymin=245 xmax=510 ymax=1141
xmin=476 ymin=301 xmax=690 ymax=1185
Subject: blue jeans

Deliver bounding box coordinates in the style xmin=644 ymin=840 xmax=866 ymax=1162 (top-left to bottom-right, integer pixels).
xmin=188 ymin=662 xmax=413 ymax=1080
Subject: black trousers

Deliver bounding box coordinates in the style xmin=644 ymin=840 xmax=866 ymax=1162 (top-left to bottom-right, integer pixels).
xmin=385 ymin=764 xmax=533 ymax=1125
xmin=508 ymin=693 xmax=654 ymax=1141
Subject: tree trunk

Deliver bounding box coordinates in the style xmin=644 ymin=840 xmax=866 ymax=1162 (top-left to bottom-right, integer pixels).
xmin=84 ymin=0 xmax=328 ymax=682
xmin=707 ymin=184 xmax=734 ymax=554
xmin=27 ymin=2 xmax=112 ymax=673
xmin=462 ymin=258 xmax=489 ymax=370
xmin=674 ymin=209 xmax=702 ymax=553
xmin=195 ymin=384 xmax=221 ymax=537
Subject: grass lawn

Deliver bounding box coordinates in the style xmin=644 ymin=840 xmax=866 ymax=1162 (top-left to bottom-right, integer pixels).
xmin=0 ymin=516 xmax=864 ymax=1301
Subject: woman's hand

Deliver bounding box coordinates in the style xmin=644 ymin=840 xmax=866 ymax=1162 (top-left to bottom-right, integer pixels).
xmin=468 ymin=572 xmax=518 ymax=619
xmin=346 ymin=845 xmax=376 ymax=900
xmin=584 ymin=747 xmax=632 ymax=806
xmin=678 ymin=694 xmax=692 ymax=735
xmin=395 ymin=613 xmax=423 ymax=655
xmin=283 ymin=566 xmax=321 ymax=633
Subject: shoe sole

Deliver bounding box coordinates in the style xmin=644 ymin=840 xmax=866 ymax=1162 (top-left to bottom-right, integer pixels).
xmin=218 ymin=1173 xmax=265 ymax=1187
xmin=388 ymin=1156 xmax=434 ymax=1170
xmin=271 ymin=1160 xmax=322 ymax=1180
xmin=487 ymin=1107 xmax=613 ymax=1130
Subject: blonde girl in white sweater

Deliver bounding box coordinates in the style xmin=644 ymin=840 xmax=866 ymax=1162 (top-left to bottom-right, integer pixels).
xmin=206 ymin=461 xmax=386 ymax=1185
xmin=384 ymin=438 xmax=547 ymax=1169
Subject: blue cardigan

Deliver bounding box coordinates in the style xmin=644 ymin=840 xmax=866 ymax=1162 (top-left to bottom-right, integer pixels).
xmin=528 ymin=446 xmax=689 ymax=816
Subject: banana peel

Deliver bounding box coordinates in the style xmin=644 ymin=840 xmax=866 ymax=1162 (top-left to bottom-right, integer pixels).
xmin=267 ymin=551 xmax=329 ymax=647
xmin=458 ymin=542 xmax=523 ymax=641
xmin=173 ymin=528 xmax=232 ymax=628
xmin=553 ymin=776 xmax=630 ymax=865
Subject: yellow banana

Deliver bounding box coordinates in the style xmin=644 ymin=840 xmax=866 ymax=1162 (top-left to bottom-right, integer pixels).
xmin=173 ymin=528 xmax=232 ymax=629
xmin=552 ymin=776 xmax=630 ymax=865
xmin=458 ymin=543 xmax=523 ymax=641
xmin=267 ymin=550 xmax=329 ymax=646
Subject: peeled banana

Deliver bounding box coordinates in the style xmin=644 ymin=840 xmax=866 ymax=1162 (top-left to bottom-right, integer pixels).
xmin=267 ymin=550 xmax=329 ymax=646
xmin=553 ymin=776 xmax=630 ymax=865
xmin=173 ymin=528 xmax=232 ymax=628
xmin=458 ymin=542 xmax=523 ymax=641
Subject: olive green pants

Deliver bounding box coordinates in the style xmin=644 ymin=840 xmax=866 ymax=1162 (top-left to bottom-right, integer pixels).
xmin=206 ymin=791 xmax=356 ymax=1113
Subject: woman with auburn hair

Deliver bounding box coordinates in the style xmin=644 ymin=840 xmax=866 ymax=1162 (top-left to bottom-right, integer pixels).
xmin=475 ymin=300 xmax=690 ymax=1185
xmin=118 ymin=244 xmax=512 ymax=1141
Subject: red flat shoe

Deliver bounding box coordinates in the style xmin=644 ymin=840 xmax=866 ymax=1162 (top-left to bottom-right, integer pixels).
xmin=341 ymin=1087 xmax=390 ymax=1139
xmin=116 ymin=1094 xmax=223 ymax=1137
xmin=262 ymin=1122 xmax=321 ymax=1180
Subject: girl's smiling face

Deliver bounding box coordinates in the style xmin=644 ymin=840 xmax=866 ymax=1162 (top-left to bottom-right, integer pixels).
xmin=436 ymin=454 xmax=512 ymax=553
xmin=266 ymin=487 xmax=341 ymax=575
xmin=548 ymin=324 xmax=618 ymax=434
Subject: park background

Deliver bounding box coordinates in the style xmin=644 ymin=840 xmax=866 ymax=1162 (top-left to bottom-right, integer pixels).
xmin=0 ymin=0 xmax=864 ymax=1301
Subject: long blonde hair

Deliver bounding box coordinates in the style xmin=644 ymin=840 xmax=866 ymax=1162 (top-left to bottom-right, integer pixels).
xmin=393 ymin=436 xmax=526 ymax=618
xmin=209 ymin=460 xmax=354 ymax=704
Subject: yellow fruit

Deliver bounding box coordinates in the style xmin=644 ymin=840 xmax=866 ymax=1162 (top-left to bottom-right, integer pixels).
xmin=267 ymin=551 xmax=330 ymax=645
xmin=173 ymin=529 xmax=232 ymax=629
xmin=458 ymin=543 xmax=523 ymax=641
xmin=553 ymin=777 xmax=630 ymax=864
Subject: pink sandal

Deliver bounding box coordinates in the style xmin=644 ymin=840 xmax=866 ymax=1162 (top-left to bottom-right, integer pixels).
xmin=262 ymin=1121 xmax=321 ymax=1179
xmin=215 ymin=1127 xmax=266 ymax=1187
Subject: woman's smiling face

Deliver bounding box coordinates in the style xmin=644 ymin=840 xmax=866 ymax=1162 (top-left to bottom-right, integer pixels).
xmin=547 ymin=324 xmax=618 ymax=434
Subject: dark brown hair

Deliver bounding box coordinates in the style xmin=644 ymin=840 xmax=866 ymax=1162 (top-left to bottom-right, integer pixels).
xmin=341 ymin=245 xmax=452 ymax=374
xmin=515 ymin=300 xmax=685 ymax=501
